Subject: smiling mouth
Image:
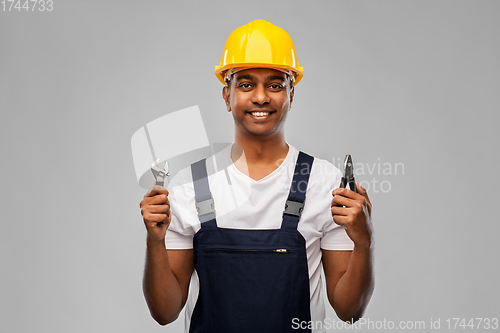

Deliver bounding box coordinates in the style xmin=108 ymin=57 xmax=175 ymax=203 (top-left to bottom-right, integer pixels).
xmin=246 ymin=111 xmax=276 ymax=117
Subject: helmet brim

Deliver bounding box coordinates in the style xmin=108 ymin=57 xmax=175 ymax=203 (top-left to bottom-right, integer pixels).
xmin=215 ymin=63 xmax=304 ymax=86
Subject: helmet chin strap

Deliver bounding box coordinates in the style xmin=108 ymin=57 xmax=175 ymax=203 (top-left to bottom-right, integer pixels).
xmin=224 ymin=67 xmax=296 ymax=86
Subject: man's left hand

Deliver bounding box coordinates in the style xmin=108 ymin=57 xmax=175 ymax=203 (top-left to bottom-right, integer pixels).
xmin=331 ymin=182 xmax=373 ymax=248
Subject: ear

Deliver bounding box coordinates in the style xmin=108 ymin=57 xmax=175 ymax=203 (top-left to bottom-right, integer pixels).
xmin=222 ymin=86 xmax=231 ymax=112
xmin=289 ymin=86 xmax=295 ymax=106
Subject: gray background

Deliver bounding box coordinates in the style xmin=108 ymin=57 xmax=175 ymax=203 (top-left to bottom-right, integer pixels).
xmin=1 ymin=0 xmax=499 ymax=332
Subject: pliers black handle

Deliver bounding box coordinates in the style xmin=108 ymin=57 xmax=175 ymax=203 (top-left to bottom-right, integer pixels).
xmin=339 ymin=154 xmax=358 ymax=193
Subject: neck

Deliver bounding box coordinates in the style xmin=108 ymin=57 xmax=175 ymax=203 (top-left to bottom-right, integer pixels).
xmin=232 ymin=133 xmax=289 ymax=166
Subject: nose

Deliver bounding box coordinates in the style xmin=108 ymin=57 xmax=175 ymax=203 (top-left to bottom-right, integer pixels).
xmin=250 ymin=84 xmax=271 ymax=105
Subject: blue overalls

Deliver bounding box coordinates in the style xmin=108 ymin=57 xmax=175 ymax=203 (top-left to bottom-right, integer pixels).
xmin=189 ymin=151 xmax=314 ymax=333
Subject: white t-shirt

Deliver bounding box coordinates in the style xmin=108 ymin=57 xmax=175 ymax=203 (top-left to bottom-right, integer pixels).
xmin=165 ymin=143 xmax=354 ymax=332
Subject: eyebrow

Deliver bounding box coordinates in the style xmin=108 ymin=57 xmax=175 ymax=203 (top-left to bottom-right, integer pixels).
xmin=267 ymin=75 xmax=286 ymax=82
xmin=235 ymin=74 xmax=286 ymax=83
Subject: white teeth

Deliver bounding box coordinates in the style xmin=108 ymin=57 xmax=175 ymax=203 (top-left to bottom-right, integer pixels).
xmin=251 ymin=112 xmax=270 ymax=116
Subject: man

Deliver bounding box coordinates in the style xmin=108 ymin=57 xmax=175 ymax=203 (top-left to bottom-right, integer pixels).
xmin=140 ymin=19 xmax=374 ymax=332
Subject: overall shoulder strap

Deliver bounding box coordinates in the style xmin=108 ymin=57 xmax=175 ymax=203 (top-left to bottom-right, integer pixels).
xmin=191 ymin=158 xmax=217 ymax=225
xmin=281 ymin=151 xmax=314 ymax=230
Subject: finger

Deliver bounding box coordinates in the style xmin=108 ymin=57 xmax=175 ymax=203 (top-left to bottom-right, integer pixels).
xmin=332 ymin=187 xmax=362 ymax=200
xmin=145 ymin=213 xmax=168 ymax=224
xmin=149 ymin=204 xmax=170 ymax=214
xmin=144 ymin=185 xmax=169 ymax=198
xmin=143 ymin=194 xmax=169 ymax=205
xmin=333 ymin=214 xmax=349 ymax=226
xmin=331 ymin=205 xmax=348 ymax=216
xmin=331 ymin=194 xmax=355 ymax=208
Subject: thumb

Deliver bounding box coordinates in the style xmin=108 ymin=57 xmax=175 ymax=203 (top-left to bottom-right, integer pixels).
xmin=356 ymin=181 xmax=372 ymax=205
xmin=356 ymin=181 xmax=367 ymax=196
xmin=355 ymin=181 xmax=364 ymax=191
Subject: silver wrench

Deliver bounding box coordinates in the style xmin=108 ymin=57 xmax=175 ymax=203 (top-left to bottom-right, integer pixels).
xmin=150 ymin=159 xmax=170 ymax=187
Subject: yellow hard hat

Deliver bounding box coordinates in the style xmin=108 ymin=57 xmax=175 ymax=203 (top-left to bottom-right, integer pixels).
xmin=215 ymin=19 xmax=304 ymax=86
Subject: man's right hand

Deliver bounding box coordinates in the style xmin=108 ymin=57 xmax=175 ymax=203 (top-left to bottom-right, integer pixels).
xmin=140 ymin=185 xmax=171 ymax=242
xmin=140 ymin=185 xmax=193 ymax=325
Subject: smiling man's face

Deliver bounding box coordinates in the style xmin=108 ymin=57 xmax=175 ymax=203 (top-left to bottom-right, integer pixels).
xmin=223 ymin=68 xmax=294 ymax=141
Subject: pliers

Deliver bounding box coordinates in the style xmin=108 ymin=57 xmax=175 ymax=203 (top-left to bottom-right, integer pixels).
xmin=150 ymin=159 xmax=170 ymax=187
xmin=339 ymin=154 xmax=358 ymax=193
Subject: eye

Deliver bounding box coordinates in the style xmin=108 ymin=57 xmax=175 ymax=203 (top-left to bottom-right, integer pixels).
xmin=269 ymin=84 xmax=284 ymax=90
xmin=238 ymin=83 xmax=253 ymax=89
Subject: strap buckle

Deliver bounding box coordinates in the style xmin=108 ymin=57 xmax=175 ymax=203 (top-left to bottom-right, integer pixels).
xmin=283 ymin=199 xmax=304 ymax=218
xmin=196 ymin=197 xmax=216 ymax=218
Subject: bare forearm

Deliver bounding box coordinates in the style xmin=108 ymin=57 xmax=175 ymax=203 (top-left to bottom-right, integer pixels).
xmin=331 ymin=245 xmax=374 ymax=322
xmin=143 ymin=237 xmax=184 ymax=325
